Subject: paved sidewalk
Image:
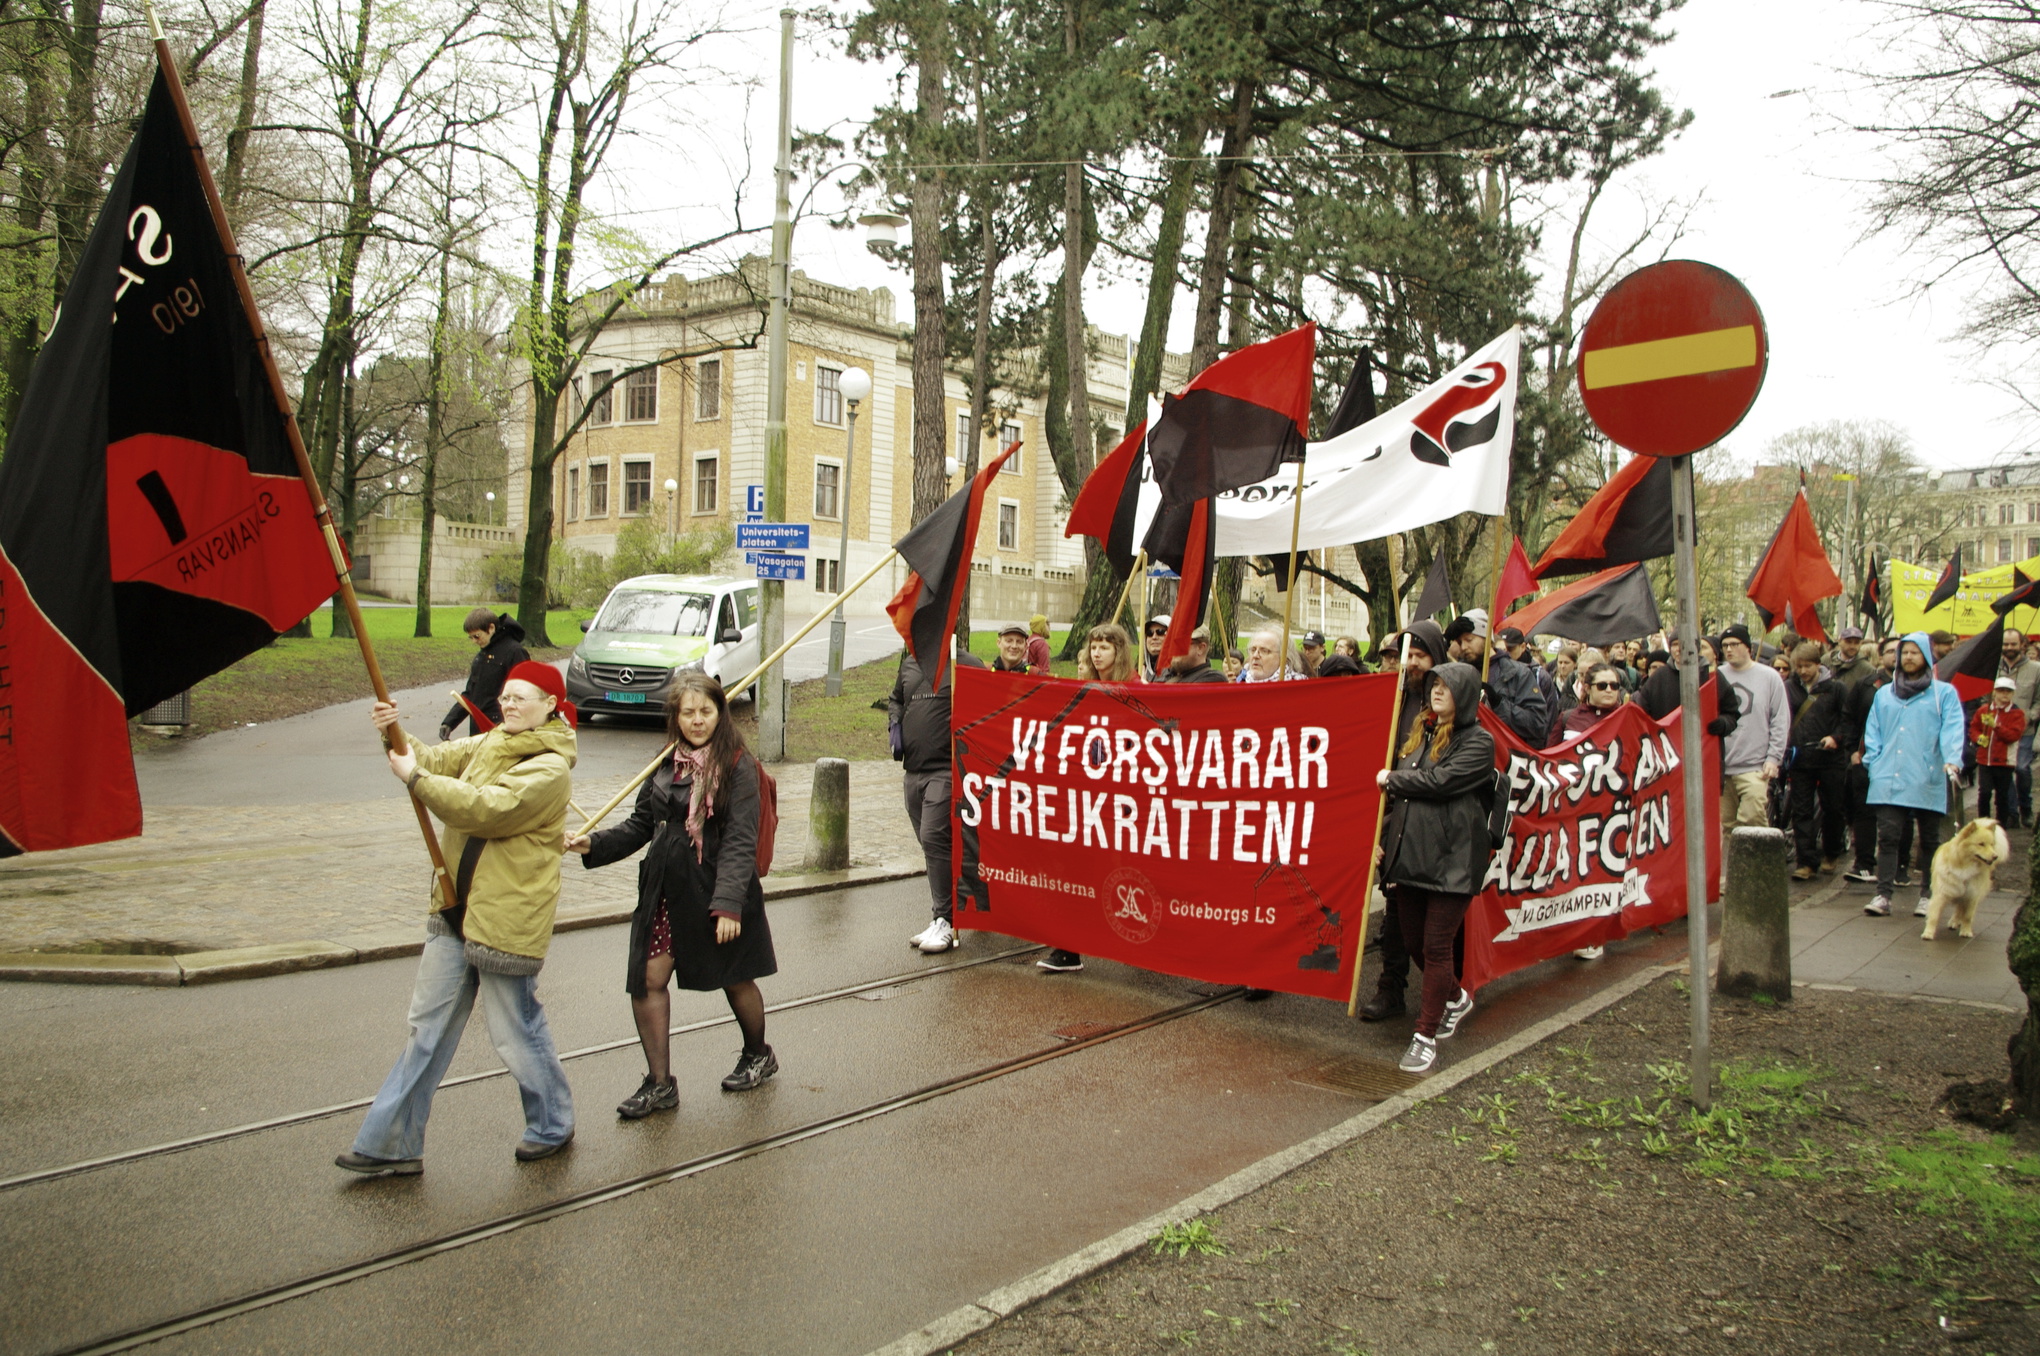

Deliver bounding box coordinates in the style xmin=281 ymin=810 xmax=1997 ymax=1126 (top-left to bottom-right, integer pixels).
xmin=0 ymin=678 xmax=923 ymax=962
xmin=1785 ymin=858 xmax=2025 ymax=1010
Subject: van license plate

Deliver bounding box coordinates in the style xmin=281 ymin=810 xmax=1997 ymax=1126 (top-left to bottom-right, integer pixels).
xmin=607 ymin=691 xmax=647 ymax=704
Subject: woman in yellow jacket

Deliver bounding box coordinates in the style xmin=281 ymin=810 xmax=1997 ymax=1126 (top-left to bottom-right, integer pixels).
xmin=337 ymin=662 xmax=578 ymax=1177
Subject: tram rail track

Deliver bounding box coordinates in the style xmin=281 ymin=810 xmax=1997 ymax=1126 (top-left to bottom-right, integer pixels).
xmin=0 ymin=944 xmax=1045 ymax=1195
xmin=45 ymin=984 xmax=1243 ymax=1356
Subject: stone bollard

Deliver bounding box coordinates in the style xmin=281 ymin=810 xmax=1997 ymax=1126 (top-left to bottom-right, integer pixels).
xmin=1717 ymin=825 xmax=1791 ymax=1002
xmin=802 ymin=758 xmax=850 ymax=873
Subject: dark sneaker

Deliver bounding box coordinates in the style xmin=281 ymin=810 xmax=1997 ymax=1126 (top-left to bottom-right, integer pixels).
xmin=1242 ymin=988 xmax=1274 ymax=1002
xmin=514 ymin=1131 xmax=573 ymax=1162
xmin=1036 ymin=950 xmax=1084 ymax=972
xmin=721 ymin=1046 xmax=779 ymax=1092
xmin=1844 ymin=867 xmax=1876 ymax=884
xmin=1894 ymin=870 xmax=1914 ymax=888
xmin=617 ymin=1075 xmax=679 ymax=1120
xmin=334 ymin=1151 xmax=421 ymax=1177
xmin=1436 ymin=988 xmax=1475 ymax=1040
xmin=1358 ymin=990 xmax=1406 ymax=1022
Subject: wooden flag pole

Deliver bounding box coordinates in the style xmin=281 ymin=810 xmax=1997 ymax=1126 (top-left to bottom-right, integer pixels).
xmin=1481 ymin=515 xmax=1508 ymax=683
xmin=1113 ymin=552 xmax=1146 ymax=632
xmin=575 ymin=547 xmax=902 ymax=836
xmin=1278 ymin=458 xmax=1308 ymax=679
xmin=144 ymin=5 xmax=455 ymax=908
xmin=1348 ymin=630 xmax=1414 ymax=1016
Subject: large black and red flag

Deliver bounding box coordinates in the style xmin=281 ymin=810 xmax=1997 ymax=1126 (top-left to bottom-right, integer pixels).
xmin=1531 ymin=454 xmax=1673 ymax=579
xmin=1860 ymin=564 xmax=1885 ymax=633
xmin=0 ymin=67 xmax=339 ymax=855
xmin=1924 ymin=547 xmax=1964 ymax=616
xmin=887 ymin=441 xmax=1022 ymax=690
xmin=1065 ymin=417 xmax=1149 ymax=574
xmin=1937 ymin=612 xmax=2005 ymax=702
xmin=1995 ymin=573 xmax=2040 ymax=616
xmin=1144 ymin=323 xmax=1316 ymax=506
xmin=1745 ymin=486 xmax=1842 ymax=644
xmin=1498 ymin=562 xmax=1661 ymax=648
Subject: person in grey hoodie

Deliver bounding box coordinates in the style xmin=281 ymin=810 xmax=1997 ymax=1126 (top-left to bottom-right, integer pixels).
xmin=1715 ymin=623 xmax=1790 ymax=828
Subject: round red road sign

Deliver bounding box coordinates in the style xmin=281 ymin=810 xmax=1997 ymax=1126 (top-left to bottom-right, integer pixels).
xmin=1576 ymin=260 xmax=1767 ymax=458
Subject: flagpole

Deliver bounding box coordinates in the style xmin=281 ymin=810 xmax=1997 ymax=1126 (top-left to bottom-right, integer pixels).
xmin=1114 ymin=551 xmax=1145 ymax=631
xmin=575 ymin=546 xmax=902 ymax=837
xmin=1482 ymin=515 xmax=1507 ymax=682
xmin=1278 ymin=458 xmax=1307 ymax=679
xmin=1348 ymin=630 xmax=1412 ymax=1016
xmin=144 ymin=4 xmax=455 ymax=910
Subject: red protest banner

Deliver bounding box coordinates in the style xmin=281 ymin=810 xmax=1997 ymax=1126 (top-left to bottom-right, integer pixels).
xmin=950 ymin=668 xmax=1397 ymax=999
xmin=1464 ymin=684 xmax=1722 ymax=990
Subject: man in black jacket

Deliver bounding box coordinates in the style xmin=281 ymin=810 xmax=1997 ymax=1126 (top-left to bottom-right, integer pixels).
xmin=441 ymin=609 xmax=529 ymax=739
xmin=1785 ymin=641 xmax=1851 ymax=878
xmin=1445 ymin=612 xmax=1548 ymax=747
xmin=890 ymin=648 xmax=986 ymax=955
xmin=1360 ymin=619 xmax=1451 ymax=1021
xmin=1842 ymin=636 xmax=1900 ymax=883
xmin=1158 ymin=624 xmax=1229 ymax=683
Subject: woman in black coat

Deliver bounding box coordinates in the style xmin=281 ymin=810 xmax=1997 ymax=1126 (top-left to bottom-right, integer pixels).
xmin=442 ymin=609 xmax=530 ymax=738
xmin=1375 ymin=662 xmax=1496 ymax=1075
xmin=568 ymin=673 xmax=777 ymax=1116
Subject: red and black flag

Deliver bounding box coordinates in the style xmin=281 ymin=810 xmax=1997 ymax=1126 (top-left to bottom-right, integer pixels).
xmin=1936 ymin=613 xmax=2005 ymax=703
xmin=1531 ymin=454 xmax=1673 ymax=579
xmin=1924 ymin=547 xmax=1963 ymax=616
xmin=1498 ymin=563 xmax=1661 ymax=648
xmin=887 ymin=441 xmax=1022 ymax=690
xmin=1993 ymin=573 xmax=2040 ymax=616
xmin=1493 ymin=535 xmax=1538 ymax=618
xmin=1064 ymin=417 xmax=1149 ymax=574
xmin=0 ymin=66 xmax=339 ymax=855
xmin=1745 ymin=488 xmax=1842 ymax=644
xmin=1860 ymin=564 xmax=1885 ymax=631
xmin=1144 ymin=323 xmax=1315 ymax=506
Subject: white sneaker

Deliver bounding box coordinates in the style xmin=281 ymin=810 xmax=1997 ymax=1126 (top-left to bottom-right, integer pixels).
xmin=1864 ymin=895 xmax=1892 ymax=917
xmin=1399 ymin=1033 xmax=1438 ymax=1074
xmin=1913 ymin=898 xmax=1932 ymax=919
xmin=1436 ymin=989 xmax=1475 ymax=1040
xmin=918 ymin=919 xmax=958 ymax=954
xmin=908 ymin=920 xmax=941 ymax=949
xmin=1574 ymin=946 xmax=1605 ymax=960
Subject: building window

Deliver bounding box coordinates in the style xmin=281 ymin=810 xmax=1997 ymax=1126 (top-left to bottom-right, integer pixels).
xmin=814 ymin=460 xmax=841 ymax=520
xmin=2029 ymin=536 xmax=2040 ymax=558
xmin=814 ymin=557 xmax=842 ymax=593
xmin=588 ymin=369 xmax=613 ymax=425
xmin=625 ymin=368 xmax=657 ymax=422
xmin=956 ymin=410 xmax=973 ymax=460
xmin=623 ymin=460 xmax=652 ymax=515
xmin=587 ymin=461 xmax=610 ymax=517
xmin=1000 ymin=420 xmax=1022 ymax=472
xmin=693 ymin=455 xmax=719 ymax=514
xmin=567 ymin=466 xmax=579 ymax=522
xmin=814 ymin=365 xmax=843 ymax=425
xmin=697 ymin=359 xmax=721 ymax=420
xmin=2003 ymin=537 xmax=2016 ymax=563
xmin=2003 ymin=503 xmax=2017 ymax=526
xmin=997 ymin=499 xmax=1018 ymax=551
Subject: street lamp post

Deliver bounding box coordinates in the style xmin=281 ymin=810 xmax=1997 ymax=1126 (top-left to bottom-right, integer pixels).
xmin=826 ymin=367 xmax=872 ymax=696
xmin=664 ymin=477 xmax=679 ymax=537
xmin=485 ymin=490 xmax=495 ymax=525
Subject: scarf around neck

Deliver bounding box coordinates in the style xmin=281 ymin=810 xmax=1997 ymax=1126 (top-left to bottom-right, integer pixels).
xmin=1892 ymin=666 xmax=1933 ymax=701
xmin=671 ymin=744 xmax=716 ymax=861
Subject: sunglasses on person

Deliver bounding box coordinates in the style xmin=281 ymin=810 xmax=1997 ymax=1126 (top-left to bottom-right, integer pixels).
xmin=1589 ymin=680 xmax=1623 ymax=690
xmin=1145 ymin=626 xmax=1167 ymax=637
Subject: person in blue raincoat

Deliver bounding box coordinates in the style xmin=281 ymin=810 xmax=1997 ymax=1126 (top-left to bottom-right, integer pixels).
xmin=1861 ymin=631 xmax=1966 ymax=920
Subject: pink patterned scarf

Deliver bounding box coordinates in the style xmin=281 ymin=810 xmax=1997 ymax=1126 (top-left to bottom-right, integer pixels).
xmin=672 ymin=744 xmax=717 ymax=861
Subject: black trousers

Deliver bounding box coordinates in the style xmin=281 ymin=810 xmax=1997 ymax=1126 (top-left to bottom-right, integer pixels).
xmin=1789 ymin=763 xmax=1848 ymax=868
xmin=902 ymin=768 xmax=952 ymax=922
xmin=1847 ymin=763 xmax=1877 ymax=870
xmin=1978 ymin=765 xmax=2018 ymax=824
xmin=1875 ymin=805 xmax=1940 ymax=899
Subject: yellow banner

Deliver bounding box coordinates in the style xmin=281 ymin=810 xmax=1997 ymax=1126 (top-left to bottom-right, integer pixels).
xmin=1891 ymin=556 xmax=2040 ymax=637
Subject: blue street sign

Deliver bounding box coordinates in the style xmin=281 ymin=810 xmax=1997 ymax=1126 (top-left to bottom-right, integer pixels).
xmin=744 ymin=484 xmax=765 ymax=514
xmin=752 ymin=552 xmax=806 ymax=581
xmin=736 ymin=522 xmax=810 ymax=551
xmin=743 ymin=512 xmax=764 ymax=525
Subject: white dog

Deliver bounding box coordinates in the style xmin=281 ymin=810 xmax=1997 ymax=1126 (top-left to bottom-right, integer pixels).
xmin=1921 ymin=818 xmax=2010 ymax=941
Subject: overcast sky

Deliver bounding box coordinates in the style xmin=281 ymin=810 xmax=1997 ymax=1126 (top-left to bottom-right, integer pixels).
xmin=642 ymin=0 xmax=2034 ymax=476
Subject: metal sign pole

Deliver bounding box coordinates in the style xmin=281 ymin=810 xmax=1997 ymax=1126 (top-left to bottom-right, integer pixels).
xmin=1671 ymin=452 xmax=1712 ymax=1110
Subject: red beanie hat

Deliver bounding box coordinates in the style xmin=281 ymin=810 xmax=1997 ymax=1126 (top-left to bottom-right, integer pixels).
xmin=505 ymin=660 xmax=576 ymax=728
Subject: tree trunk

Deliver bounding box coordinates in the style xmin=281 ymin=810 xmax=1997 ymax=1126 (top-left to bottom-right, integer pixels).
xmin=51 ymin=0 xmax=106 ymax=300
xmin=222 ymin=0 xmax=266 ymax=215
xmin=955 ymin=66 xmax=996 ymax=647
xmin=1188 ymin=78 xmax=1255 ymax=372
xmin=416 ymin=194 xmax=451 ymax=638
xmin=331 ymin=362 xmax=359 ymax=639
xmin=1128 ymin=121 xmax=1202 ymax=408
xmin=0 ymin=42 xmax=56 ymax=438
xmin=1224 ymin=169 xmax=1256 ymax=351
xmin=2010 ymin=838 xmax=2040 ymax=1117
xmin=907 ymin=9 xmax=949 ymax=527
xmin=1060 ymin=2 xmax=1090 ymax=487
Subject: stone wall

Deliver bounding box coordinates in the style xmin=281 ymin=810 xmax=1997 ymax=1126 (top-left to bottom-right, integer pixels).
xmin=349 ymin=516 xmax=520 ymax=604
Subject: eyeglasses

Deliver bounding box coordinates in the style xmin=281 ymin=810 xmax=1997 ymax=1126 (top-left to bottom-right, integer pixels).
xmin=1589 ymin=680 xmax=1622 ymax=690
xmin=1145 ymin=628 xmax=1166 ymax=637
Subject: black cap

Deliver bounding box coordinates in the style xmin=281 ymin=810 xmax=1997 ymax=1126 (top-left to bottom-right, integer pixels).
xmin=1300 ymin=630 xmax=1327 ymax=648
xmin=1721 ymin=623 xmax=1753 ymax=647
xmin=1498 ymin=626 xmax=1525 ymax=645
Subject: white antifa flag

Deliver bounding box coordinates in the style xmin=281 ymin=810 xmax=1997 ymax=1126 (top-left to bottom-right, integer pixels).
xmin=1203 ymin=327 xmax=1520 ymax=557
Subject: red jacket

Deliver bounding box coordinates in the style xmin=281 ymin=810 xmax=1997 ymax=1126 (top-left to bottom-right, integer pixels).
xmin=1970 ymin=701 xmax=2027 ymax=767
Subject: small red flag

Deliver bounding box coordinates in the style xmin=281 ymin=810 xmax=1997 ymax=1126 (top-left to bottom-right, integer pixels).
xmin=1493 ymin=536 xmax=1538 ymax=619
xmin=1745 ymin=489 xmax=1842 ymax=644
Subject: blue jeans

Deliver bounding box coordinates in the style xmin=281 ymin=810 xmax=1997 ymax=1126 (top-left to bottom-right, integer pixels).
xmin=353 ymin=933 xmax=574 ymax=1160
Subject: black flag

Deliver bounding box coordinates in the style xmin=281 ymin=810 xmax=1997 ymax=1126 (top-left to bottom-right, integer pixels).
xmin=1411 ymin=554 xmax=1452 ymax=621
xmin=1925 ymin=547 xmax=1963 ymax=616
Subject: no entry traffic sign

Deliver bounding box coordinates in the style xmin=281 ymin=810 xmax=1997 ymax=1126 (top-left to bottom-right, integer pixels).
xmin=1577 ymin=260 xmax=1767 ymax=458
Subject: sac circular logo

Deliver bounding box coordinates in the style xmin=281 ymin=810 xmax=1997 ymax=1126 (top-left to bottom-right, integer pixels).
xmin=1101 ymin=866 xmax=1161 ymax=944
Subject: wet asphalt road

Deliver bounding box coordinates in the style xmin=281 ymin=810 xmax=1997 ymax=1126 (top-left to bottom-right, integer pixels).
xmin=0 ymin=877 xmax=1696 ymax=1356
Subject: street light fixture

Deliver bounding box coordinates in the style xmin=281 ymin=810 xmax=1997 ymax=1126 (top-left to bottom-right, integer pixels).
xmin=825 ymin=366 xmax=872 ymax=697
xmin=664 ymin=477 xmax=679 ymax=536
xmin=484 ymin=490 xmax=495 ymax=525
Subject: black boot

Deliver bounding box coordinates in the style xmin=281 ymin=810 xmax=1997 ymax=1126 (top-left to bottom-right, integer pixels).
xmin=1359 ymin=987 xmax=1406 ymax=1022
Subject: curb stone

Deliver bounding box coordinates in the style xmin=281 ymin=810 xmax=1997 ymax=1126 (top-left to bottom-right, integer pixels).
xmin=863 ymin=959 xmax=1677 ymax=1356
xmin=0 ymin=864 xmax=926 ymax=987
